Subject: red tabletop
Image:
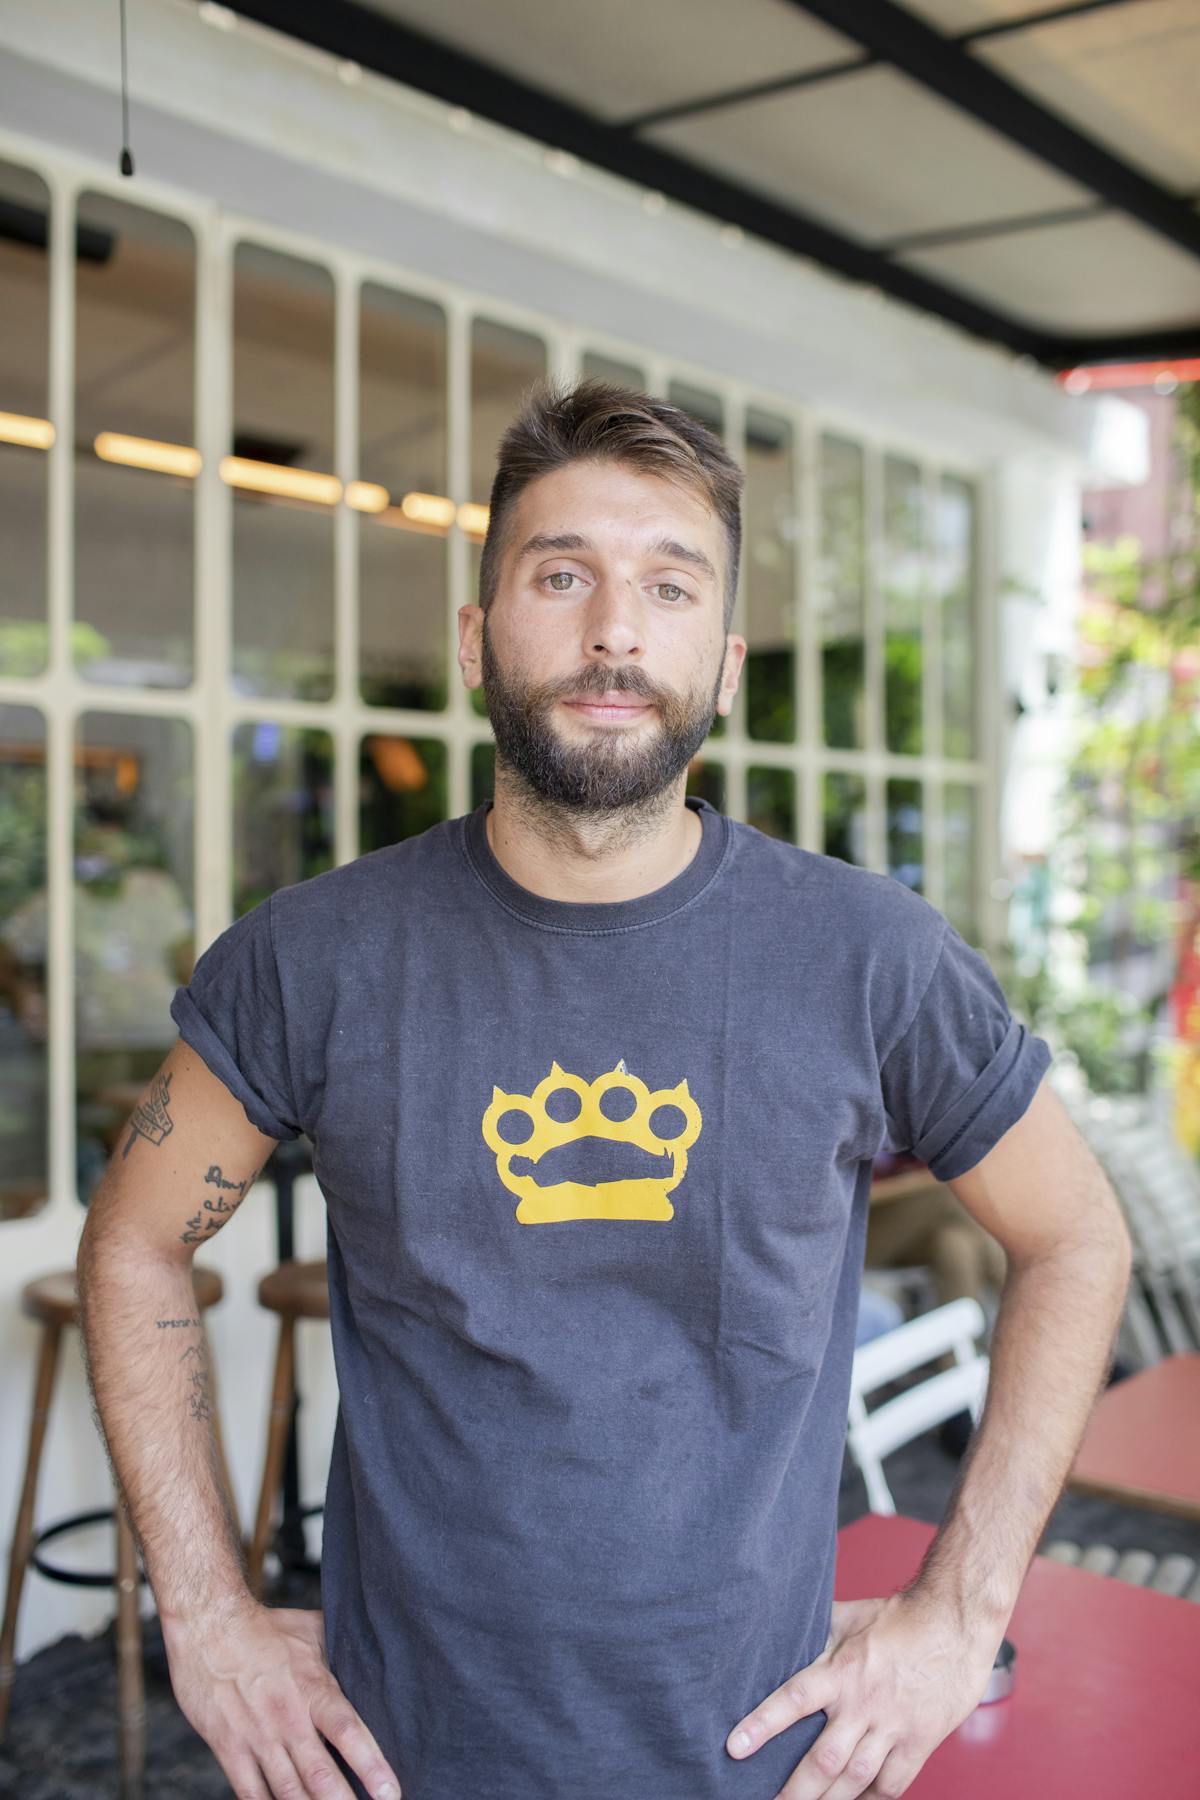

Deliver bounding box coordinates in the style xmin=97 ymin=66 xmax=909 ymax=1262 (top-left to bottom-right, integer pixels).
xmin=1067 ymin=1352 xmax=1200 ymax=1522
xmin=836 ymin=1513 xmax=1200 ymax=1799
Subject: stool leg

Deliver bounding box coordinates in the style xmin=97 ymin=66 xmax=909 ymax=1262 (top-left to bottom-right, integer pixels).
xmin=248 ymin=1317 xmax=295 ymax=1600
xmin=0 ymin=1321 xmax=62 ymax=1740
xmin=114 ymin=1492 xmax=144 ymax=1799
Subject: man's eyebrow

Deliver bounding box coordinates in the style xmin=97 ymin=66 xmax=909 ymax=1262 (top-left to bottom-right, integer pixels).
xmin=515 ymin=531 xmax=719 ymax=585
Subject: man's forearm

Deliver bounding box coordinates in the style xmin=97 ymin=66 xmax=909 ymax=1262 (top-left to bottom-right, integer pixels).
xmin=77 ymin=1209 xmax=250 ymax=1627
xmin=907 ymin=1231 xmax=1132 ymax=1634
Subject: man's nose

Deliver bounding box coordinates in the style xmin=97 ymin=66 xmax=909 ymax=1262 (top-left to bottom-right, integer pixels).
xmin=580 ymin=577 xmax=644 ymax=658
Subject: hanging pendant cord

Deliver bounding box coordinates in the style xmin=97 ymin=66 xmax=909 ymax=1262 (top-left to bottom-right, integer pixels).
xmin=118 ymin=0 xmax=135 ymax=176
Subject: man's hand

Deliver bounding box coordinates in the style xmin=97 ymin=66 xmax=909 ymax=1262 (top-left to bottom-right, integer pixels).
xmin=725 ymin=1588 xmax=1002 ymax=1798
xmin=162 ymin=1597 xmax=402 ymax=1800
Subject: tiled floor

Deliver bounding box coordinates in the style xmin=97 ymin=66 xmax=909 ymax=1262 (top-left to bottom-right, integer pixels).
xmin=3 ymin=1429 xmax=1199 ymax=1800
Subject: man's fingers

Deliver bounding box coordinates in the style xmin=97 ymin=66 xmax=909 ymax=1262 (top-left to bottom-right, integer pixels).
xmin=259 ymin=1744 xmax=313 ymax=1799
xmin=775 ymin=1720 xmax=869 ymax=1799
xmin=309 ymin=1683 xmax=402 ymax=1799
xmin=727 ymin=1667 xmax=833 ymax=1758
xmin=222 ymin=1757 xmax=272 ymax=1800
xmin=864 ymin=1745 xmax=919 ymax=1798
xmin=803 ymin=1727 xmax=891 ymax=1800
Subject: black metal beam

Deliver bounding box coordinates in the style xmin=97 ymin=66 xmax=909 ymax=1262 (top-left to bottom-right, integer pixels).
xmin=216 ymin=0 xmax=1058 ymax=358
xmin=785 ymin=0 xmax=1200 ymax=264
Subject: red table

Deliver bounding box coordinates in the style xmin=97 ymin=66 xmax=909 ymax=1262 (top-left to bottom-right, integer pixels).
xmin=1066 ymin=1352 xmax=1200 ymax=1523
xmin=836 ymin=1513 xmax=1200 ymax=1798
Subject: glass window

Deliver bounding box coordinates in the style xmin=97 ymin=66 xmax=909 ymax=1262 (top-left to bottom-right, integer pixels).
xmin=359 ymin=285 xmax=449 ymax=710
xmin=747 ymin=767 xmax=795 ymax=841
xmin=667 ymin=379 xmax=724 ymax=440
xmin=686 ymin=756 xmax=724 ymax=810
xmin=0 ymin=704 xmax=49 ymax=1218
xmin=944 ymin=780 xmax=979 ymax=942
xmin=937 ymin=475 xmax=979 ymax=760
xmin=231 ymin=244 xmax=336 ymax=701
xmin=74 ymin=193 xmax=196 ymax=689
xmin=818 ymin=434 xmax=866 ymax=751
xmin=73 ymin=711 xmax=194 ymax=1204
xmin=744 ymin=408 xmax=797 ymax=744
xmin=886 ymin=777 xmax=924 ymax=894
xmin=0 ymin=160 xmax=51 ymax=679
xmin=232 ymin=723 xmax=334 ymax=915
xmin=882 ymin=456 xmax=925 ymax=757
xmin=469 ymin=319 xmax=547 ymax=720
xmin=359 ymin=734 xmax=448 ymax=850
xmin=822 ymin=770 xmax=867 ymax=866
xmin=582 ymin=352 xmax=644 ymax=388
xmin=470 ymin=741 xmax=495 ymax=808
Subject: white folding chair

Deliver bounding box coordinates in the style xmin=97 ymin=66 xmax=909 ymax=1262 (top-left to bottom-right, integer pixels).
xmin=846 ymin=1296 xmax=990 ymax=1515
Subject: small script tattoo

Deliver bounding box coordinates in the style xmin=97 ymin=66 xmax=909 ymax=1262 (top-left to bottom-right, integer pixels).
xmin=179 ymin=1163 xmax=252 ymax=1245
xmin=155 ymin=1317 xmax=201 ymax=1329
xmin=179 ymin=1341 xmax=212 ymax=1422
xmin=122 ymin=1070 xmax=175 ymax=1159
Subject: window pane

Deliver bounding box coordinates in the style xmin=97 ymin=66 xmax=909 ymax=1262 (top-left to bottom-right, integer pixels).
xmin=882 ymin=455 xmax=924 ymax=756
xmin=0 ymin=704 xmax=49 ymax=1219
xmin=937 ymin=475 xmax=979 ymax=760
xmin=945 ymin=780 xmax=979 ymax=942
xmin=470 ymin=318 xmax=546 ymax=505
xmin=359 ymin=285 xmax=449 ymax=710
xmin=0 ymin=161 xmax=51 ymax=679
xmin=232 ymin=723 xmax=334 ymax=914
xmin=74 ymin=711 xmax=194 ymax=1204
xmin=887 ymin=777 xmax=924 ymax=894
xmin=744 ymin=408 xmax=797 ymax=744
xmin=667 ymin=379 xmax=724 ymax=440
xmin=822 ymin=770 xmax=866 ymax=866
xmin=686 ymin=756 xmax=724 ymax=810
xmin=471 ymin=740 xmax=495 ymax=807
xmin=75 ymin=192 xmax=195 ymax=689
xmin=232 ymin=244 xmax=335 ymax=701
xmin=747 ymin=767 xmax=795 ymax=841
xmin=582 ymin=352 xmax=644 ymax=388
xmin=359 ymin=734 xmax=448 ymax=850
xmin=818 ymin=434 xmax=866 ymax=751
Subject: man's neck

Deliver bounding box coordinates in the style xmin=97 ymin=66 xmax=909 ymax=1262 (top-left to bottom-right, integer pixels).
xmin=484 ymin=782 xmax=702 ymax=905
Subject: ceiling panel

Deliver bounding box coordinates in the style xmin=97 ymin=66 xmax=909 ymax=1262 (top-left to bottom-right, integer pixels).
xmin=978 ymin=0 xmax=1200 ymax=191
xmin=901 ymin=209 xmax=1200 ymax=333
xmin=362 ymin=0 xmax=858 ymax=123
xmin=645 ymin=64 xmax=1091 ymax=243
xmin=902 ymin=0 xmax=1115 ymax=30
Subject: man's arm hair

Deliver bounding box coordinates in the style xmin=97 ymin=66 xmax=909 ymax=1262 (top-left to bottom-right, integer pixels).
xmin=76 ymin=1035 xmax=280 ymax=1627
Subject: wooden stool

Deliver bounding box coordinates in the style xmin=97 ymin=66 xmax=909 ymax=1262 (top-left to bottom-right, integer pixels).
xmin=248 ymin=1259 xmax=330 ymax=1599
xmin=0 ymin=1264 xmax=230 ymax=1799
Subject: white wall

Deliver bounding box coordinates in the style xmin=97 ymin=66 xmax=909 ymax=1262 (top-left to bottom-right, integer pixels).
xmin=0 ymin=0 xmax=1149 ymax=1668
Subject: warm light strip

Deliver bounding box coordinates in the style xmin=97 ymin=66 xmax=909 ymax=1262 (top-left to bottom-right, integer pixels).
xmin=219 ymin=456 xmax=343 ymax=505
xmin=377 ymin=506 xmax=450 ymax=537
xmin=1057 ymin=357 xmax=1200 ymax=391
xmin=94 ymin=431 xmax=203 ymax=477
xmin=402 ymin=490 xmax=457 ymax=529
xmin=345 ymin=479 xmax=390 ymax=513
xmin=0 ymin=411 xmax=55 ymax=450
xmin=457 ymin=501 xmax=490 ymax=536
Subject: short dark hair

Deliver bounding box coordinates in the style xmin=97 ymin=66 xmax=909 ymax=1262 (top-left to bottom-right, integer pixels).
xmin=476 ymin=376 xmax=744 ymax=632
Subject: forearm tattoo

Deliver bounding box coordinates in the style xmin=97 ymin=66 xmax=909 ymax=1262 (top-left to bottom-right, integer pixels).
xmin=180 ymin=1163 xmax=253 ymax=1245
xmin=178 ymin=1341 xmax=213 ymax=1422
xmin=122 ymin=1070 xmax=175 ymax=1159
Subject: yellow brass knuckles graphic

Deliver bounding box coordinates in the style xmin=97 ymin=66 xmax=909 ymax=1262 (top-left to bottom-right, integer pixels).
xmin=481 ymin=1059 xmax=702 ymax=1224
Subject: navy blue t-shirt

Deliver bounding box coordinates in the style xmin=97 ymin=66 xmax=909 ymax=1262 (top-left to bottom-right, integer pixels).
xmin=171 ymin=796 xmax=1051 ymax=1800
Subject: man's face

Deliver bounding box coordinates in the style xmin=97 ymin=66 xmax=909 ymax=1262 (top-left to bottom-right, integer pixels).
xmin=458 ymin=459 xmax=746 ymax=812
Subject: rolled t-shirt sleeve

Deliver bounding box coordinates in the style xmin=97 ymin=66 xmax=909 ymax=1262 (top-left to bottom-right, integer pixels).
xmin=879 ymin=920 xmax=1053 ymax=1183
xmin=169 ymin=893 xmax=302 ymax=1141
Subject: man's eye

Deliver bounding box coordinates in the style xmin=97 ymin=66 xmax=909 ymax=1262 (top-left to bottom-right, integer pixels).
xmin=545 ymin=571 xmax=578 ymax=592
xmin=655 ymin=583 xmax=687 ymax=603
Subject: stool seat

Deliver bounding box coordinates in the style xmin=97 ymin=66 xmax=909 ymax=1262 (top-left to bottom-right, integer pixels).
xmin=22 ymin=1264 xmax=223 ymax=1328
xmin=257 ymin=1259 xmax=329 ymax=1321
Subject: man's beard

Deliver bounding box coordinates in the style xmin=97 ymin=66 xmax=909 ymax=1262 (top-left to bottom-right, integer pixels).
xmin=478 ymin=617 xmax=725 ymax=812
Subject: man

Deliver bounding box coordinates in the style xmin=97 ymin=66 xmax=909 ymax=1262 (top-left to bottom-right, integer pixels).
xmin=77 ymin=379 xmax=1132 ymax=1800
